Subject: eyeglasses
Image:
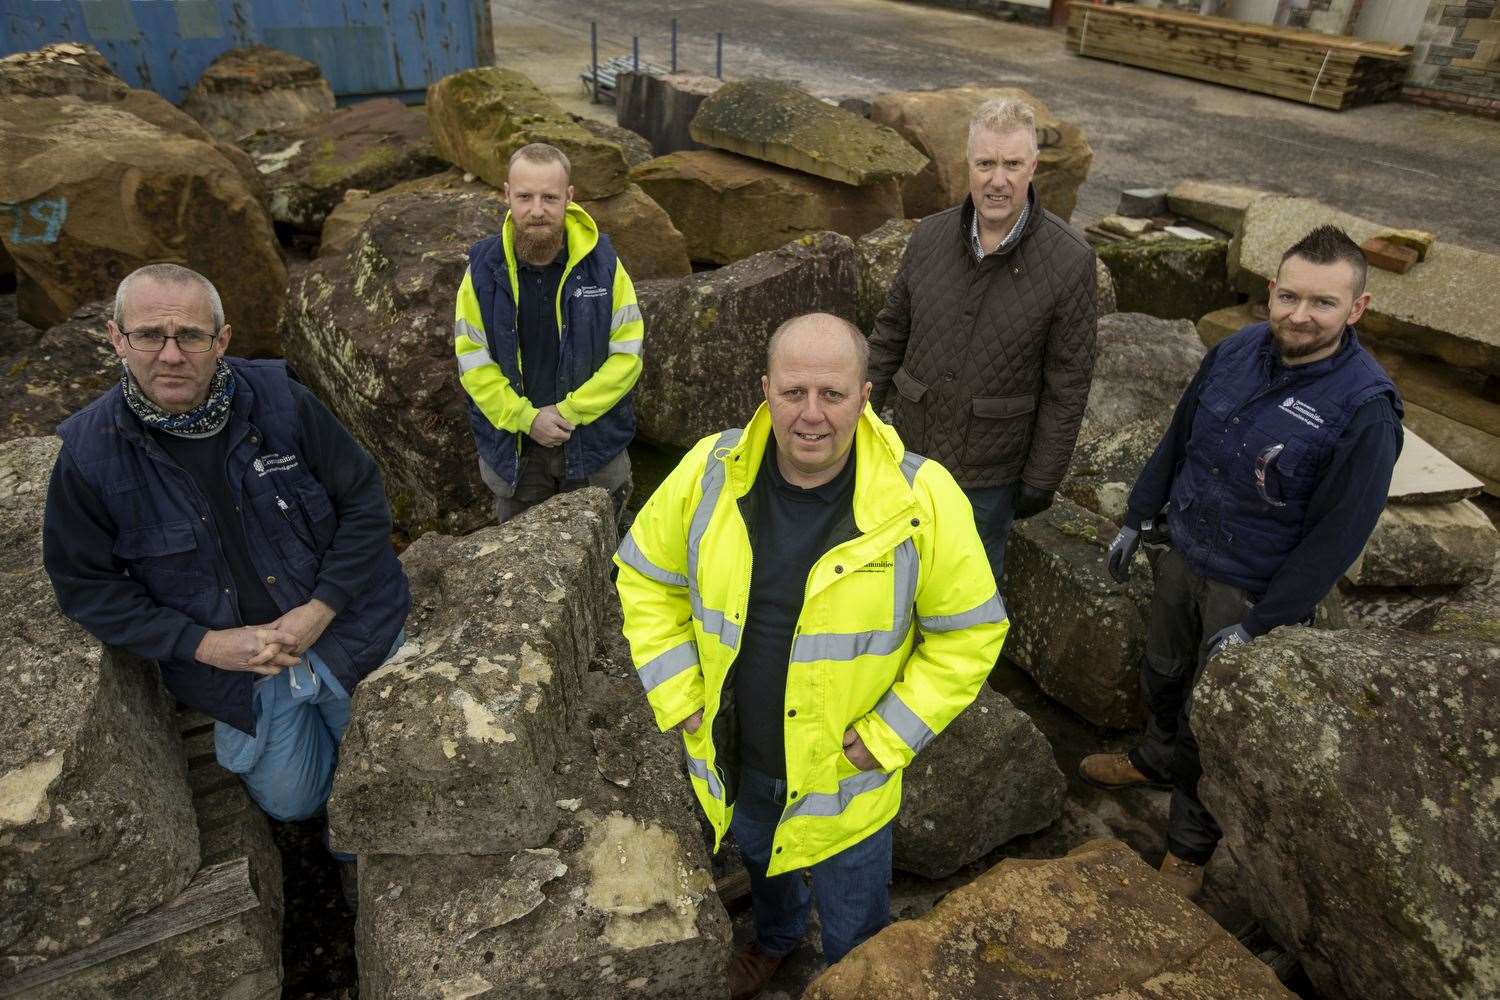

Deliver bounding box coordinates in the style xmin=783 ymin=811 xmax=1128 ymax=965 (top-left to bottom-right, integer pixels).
xmin=122 ymin=329 xmax=218 ymax=353
xmin=1255 ymin=443 xmax=1287 ymax=509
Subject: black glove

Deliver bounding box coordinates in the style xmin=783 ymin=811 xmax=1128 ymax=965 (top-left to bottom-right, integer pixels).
xmin=1206 ymin=623 xmax=1251 ymax=660
xmin=1013 ymin=483 xmax=1055 ymax=520
xmin=1105 ymin=525 xmax=1141 ymax=583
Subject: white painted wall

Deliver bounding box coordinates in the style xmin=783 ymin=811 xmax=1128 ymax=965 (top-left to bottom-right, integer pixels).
xmin=1352 ymin=0 xmax=1428 ymax=46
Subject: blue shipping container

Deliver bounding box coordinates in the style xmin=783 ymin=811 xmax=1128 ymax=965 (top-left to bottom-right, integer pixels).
xmin=0 ymin=0 xmax=494 ymax=103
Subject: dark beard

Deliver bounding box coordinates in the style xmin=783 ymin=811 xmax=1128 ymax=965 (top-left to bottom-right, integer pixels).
xmin=1272 ymin=322 xmax=1343 ymax=360
xmin=514 ymin=224 xmax=564 ymax=265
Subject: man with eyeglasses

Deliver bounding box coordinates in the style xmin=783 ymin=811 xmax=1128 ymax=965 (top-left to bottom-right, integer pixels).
xmin=42 ymin=262 xmax=410 ymax=900
xmin=1080 ymin=226 xmax=1403 ymax=898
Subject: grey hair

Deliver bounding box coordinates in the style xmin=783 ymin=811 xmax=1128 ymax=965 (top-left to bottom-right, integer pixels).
xmin=766 ymin=313 xmax=870 ymax=382
xmin=508 ymin=142 xmax=572 ymax=180
xmin=967 ymin=97 xmax=1038 ymax=159
xmin=113 ymin=263 xmax=225 ymax=332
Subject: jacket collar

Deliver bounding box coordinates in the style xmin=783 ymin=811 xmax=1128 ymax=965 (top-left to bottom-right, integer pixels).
xmin=501 ymin=201 xmax=600 ymax=273
xmin=958 ymin=183 xmax=1042 ymax=259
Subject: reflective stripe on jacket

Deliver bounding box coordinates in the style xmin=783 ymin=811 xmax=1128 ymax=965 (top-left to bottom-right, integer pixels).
xmin=614 ymin=403 xmax=1008 ymax=875
xmin=454 ymin=202 xmax=643 ymax=486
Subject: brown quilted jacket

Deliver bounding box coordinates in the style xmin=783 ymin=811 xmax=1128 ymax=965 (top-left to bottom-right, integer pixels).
xmin=868 ymin=187 xmax=1097 ymax=490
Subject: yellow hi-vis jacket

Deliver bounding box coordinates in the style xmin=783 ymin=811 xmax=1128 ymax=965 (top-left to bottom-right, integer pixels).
xmin=614 ymin=403 xmax=1009 ymax=875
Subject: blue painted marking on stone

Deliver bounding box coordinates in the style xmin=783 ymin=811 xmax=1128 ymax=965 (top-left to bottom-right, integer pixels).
xmin=4 ymin=198 xmax=69 ymax=246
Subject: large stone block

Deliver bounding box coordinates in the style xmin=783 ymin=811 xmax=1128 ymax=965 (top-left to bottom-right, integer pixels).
xmin=634 ymin=231 xmax=861 ymax=449
xmin=0 ymin=302 xmax=116 ymax=445
xmin=181 ymin=45 xmax=335 ymax=142
xmin=1095 ymin=237 xmax=1236 ymax=321
xmin=1232 ymin=196 xmax=1500 ymax=376
xmin=0 ymin=436 xmax=199 ymax=975
xmin=1346 ymin=499 xmax=1498 ymax=588
xmin=0 ymin=97 xmax=286 ymax=355
xmin=580 ymin=183 xmax=692 ymax=280
xmin=633 ymin=149 xmax=903 ymax=266
xmin=615 ymin=72 xmax=721 ymax=155
xmin=425 ymin=68 xmax=628 ymax=200
xmin=1060 ymin=417 xmax=1163 ymax=523
xmin=328 ymin=489 xmax=617 ymax=855
xmin=854 ymin=218 xmax=918 ymax=334
xmin=282 ymin=187 xmax=497 ymax=537
xmin=1195 ymin=627 xmax=1499 ymax=1000
xmin=1082 ymin=312 xmax=1204 ymax=441
xmin=1000 ymin=498 xmax=1149 ymax=729
xmin=356 ymin=670 xmax=732 ymax=1000
xmin=690 ymin=79 xmax=926 ymax=188
xmin=805 ymin=838 xmax=1293 ymax=999
xmin=240 ymin=97 xmax=445 ymax=236
xmin=1385 ymin=426 xmax=1483 ymax=505
xmin=869 ymin=86 xmax=1094 ymax=221
xmin=1168 ymin=180 xmax=1268 ymax=237
xmin=893 ymin=685 xmax=1064 ymax=879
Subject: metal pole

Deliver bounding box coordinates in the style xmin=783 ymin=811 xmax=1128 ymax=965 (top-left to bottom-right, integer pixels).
xmin=715 ymin=32 xmax=723 ymax=79
xmin=633 ymin=35 xmax=639 ymax=72
xmin=590 ymin=21 xmax=599 ymax=102
xmin=671 ymin=18 xmax=678 ymax=73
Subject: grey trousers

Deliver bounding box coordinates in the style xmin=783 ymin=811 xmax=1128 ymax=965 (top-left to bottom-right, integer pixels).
xmin=478 ymin=445 xmax=632 ymax=525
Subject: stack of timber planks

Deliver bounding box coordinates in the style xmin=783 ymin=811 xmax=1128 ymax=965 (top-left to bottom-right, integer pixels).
xmin=1066 ymin=2 xmax=1410 ymax=111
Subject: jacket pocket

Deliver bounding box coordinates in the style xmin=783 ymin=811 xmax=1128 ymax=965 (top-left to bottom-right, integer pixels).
xmin=891 ymin=366 xmax=929 ymax=448
xmin=962 ymin=393 xmax=1036 ymax=469
xmin=114 ymin=519 xmax=210 ymax=597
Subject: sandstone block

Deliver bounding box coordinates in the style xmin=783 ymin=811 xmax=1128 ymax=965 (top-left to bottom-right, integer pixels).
xmin=691 ymin=79 xmax=926 ymax=188
xmin=854 ymin=218 xmax=918 ymax=334
xmin=1346 ymin=499 xmax=1498 ymax=588
xmin=328 ymin=489 xmax=616 ymax=856
xmin=616 ymin=72 xmax=721 ymax=155
xmin=1081 ymin=312 xmax=1205 ymax=441
xmin=1061 ymin=418 xmax=1163 ymax=523
xmin=355 ymin=671 xmax=732 ymax=1000
xmin=1000 ymin=498 xmax=1149 ymax=729
xmin=425 ymin=68 xmax=628 ymax=200
xmin=1198 ymin=302 xmax=1256 ymax=347
xmin=633 ymin=149 xmax=903 ymax=266
xmin=634 ymin=231 xmax=860 ymax=449
xmin=1196 ymin=627 xmax=1499 ymax=1000
xmin=1167 ymin=179 xmax=1268 ymax=236
xmin=893 ymin=685 xmax=1064 ymax=879
xmin=0 ymin=302 xmax=117 ymax=445
xmin=1386 ymin=426 xmax=1483 ymax=505
xmin=0 ymin=97 xmax=286 ymax=355
xmin=805 ymin=838 xmax=1293 ymax=999
xmin=574 ymin=116 xmax=654 ymax=168
xmin=1404 ymin=403 xmax=1500 ymax=497
xmin=181 ymin=45 xmax=335 ymax=142
xmin=580 ymin=183 xmax=692 ymax=280
xmin=869 ymin=86 xmax=1093 ymax=221
xmin=1096 ymin=237 xmax=1236 ymax=321
xmin=1118 ymin=187 xmax=1168 ymax=217
xmin=0 ymin=436 xmax=199 ymax=975
xmin=240 ymin=97 xmax=445 ymax=236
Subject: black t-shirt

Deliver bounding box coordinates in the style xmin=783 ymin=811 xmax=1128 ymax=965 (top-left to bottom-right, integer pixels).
xmin=517 ymin=244 xmax=568 ymax=409
xmin=734 ymin=446 xmax=857 ymax=779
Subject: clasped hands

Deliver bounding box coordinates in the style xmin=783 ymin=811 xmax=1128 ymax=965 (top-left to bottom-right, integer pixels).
xmin=677 ymin=709 xmax=880 ymax=771
xmin=194 ymin=599 xmax=337 ymax=676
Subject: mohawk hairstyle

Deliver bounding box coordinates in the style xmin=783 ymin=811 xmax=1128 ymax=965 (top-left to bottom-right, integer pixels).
xmin=1280 ymin=225 xmax=1368 ymax=296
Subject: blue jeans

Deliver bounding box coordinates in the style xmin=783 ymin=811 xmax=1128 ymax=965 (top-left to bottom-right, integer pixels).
xmin=730 ymin=765 xmax=892 ymax=965
xmin=965 ymin=483 xmax=1018 ymax=583
xmin=215 ymin=632 xmax=405 ymax=827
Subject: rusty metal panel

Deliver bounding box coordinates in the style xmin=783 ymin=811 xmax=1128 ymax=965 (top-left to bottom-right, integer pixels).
xmin=0 ymin=0 xmax=484 ymax=102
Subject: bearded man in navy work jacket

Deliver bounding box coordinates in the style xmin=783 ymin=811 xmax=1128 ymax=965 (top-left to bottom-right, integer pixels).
xmin=43 ymin=263 xmax=410 ymax=879
xmin=1080 ymin=225 xmax=1403 ymax=898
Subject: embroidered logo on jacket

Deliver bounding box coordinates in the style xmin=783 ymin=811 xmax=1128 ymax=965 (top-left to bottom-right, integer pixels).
xmin=574 ymin=285 xmax=609 ymax=299
xmin=253 ymin=454 xmax=300 ymax=476
xmin=1278 ymin=396 xmax=1324 ymax=429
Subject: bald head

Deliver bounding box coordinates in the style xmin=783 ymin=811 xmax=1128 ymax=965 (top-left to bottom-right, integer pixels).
xmin=766 ymin=313 xmax=869 ymax=382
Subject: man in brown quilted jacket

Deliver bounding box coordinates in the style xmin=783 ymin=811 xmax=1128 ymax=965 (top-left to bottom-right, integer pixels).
xmin=868 ymin=97 xmax=1097 ymax=582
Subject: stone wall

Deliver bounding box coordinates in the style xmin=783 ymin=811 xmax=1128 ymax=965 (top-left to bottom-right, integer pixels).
xmin=1406 ymin=1 xmax=1500 ymax=118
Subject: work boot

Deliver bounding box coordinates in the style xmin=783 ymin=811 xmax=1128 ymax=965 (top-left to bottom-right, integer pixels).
xmin=1158 ymin=852 xmax=1206 ymax=898
xmin=729 ymin=941 xmax=784 ymax=1000
xmin=1079 ymin=752 xmax=1170 ymax=791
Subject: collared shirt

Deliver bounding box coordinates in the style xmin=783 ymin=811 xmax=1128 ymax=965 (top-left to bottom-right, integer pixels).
xmin=970 ymin=197 xmax=1031 ymax=261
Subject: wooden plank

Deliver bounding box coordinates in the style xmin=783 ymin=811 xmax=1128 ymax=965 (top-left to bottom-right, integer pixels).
xmin=1067 ymin=2 xmax=1408 ymax=59
xmin=0 ymin=858 xmax=261 ymax=997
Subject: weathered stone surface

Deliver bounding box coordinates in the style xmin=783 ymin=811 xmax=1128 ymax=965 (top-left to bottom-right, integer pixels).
xmin=806 ymin=838 xmax=1293 ymax=1000
xmin=1096 ymin=237 xmax=1236 ymax=321
xmin=240 ymin=97 xmax=445 ymax=235
xmin=0 ymin=98 xmax=286 ymax=355
xmin=1232 ymin=196 xmax=1500 ymax=376
xmin=0 ymin=294 xmax=41 ymax=359
xmin=580 ymin=183 xmax=692 ymax=280
xmin=329 ymin=489 xmax=616 ymax=855
xmin=356 ymin=669 xmax=732 ymax=1000
xmin=1196 ymin=627 xmax=1499 ymax=1000
xmin=574 ymin=115 xmax=654 ymax=168
xmin=893 ymin=685 xmax=1064 ymax=879
xmin=1346 ymin=499 xmax=1498 ymax=588
xmin=854 ymin=218 xmax=919 ymax=334
xmin=1061 ymin=417 xmax=1162 ymax=523
xmin=316 ymin=168 xmax=500 ymax=259
xmin=182 ymin=45 xmax=335 ymax=142
xmin=1082 ymin=312 xmax=1204 ymax=440
xmin=283 ymin=187 xmax=497 ymax=536
xmin=633 ymin=149 xmax=903 ymax=266
xmin=1404 ymin=402 xmax=1500 ymax=497
xmin=27 ymin=712 xmax=285 ymax=999
xmin=691 ymin=79 xmax=927 ymax=187
xmin=1001 ymin=498 xmax=1149 ymax=729
xmin=1386 ymin=426 xmax=1483 ymax=505
xmin=616 ymin=72 xmax=721 ymax=155
xmin=1119 ymin=187 xmax=1168 ymax=218
xmin=634 ymin=232 xmax=860 ymax=448
xmin=1095 ymin=256 xmax=1118 ymax=316
xmin=0 ymin=436 xmax=199 ymax=974
xmin=1198 ymin=301 xmax=1257 ymax=348
xmin=1168 ymin=180 xmax=1269 ymax=236
xmin=425 ymin=68 xmax=628 ymax=199
xmin=869 ymin=86 xmax=1094 ymax=221
xmin=0 ymin=302 xmax=116 ymax=445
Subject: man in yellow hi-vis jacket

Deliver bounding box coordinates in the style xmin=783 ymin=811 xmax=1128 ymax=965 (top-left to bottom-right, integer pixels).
xmin=615 ymin=313 xmax=1008 ymax=995
xmin=454 ymin=142 xmax=644 ymax=523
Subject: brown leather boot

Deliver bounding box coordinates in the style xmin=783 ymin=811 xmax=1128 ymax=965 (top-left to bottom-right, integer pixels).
xmin=1079 ymin=752 xmax=1170 ymax=791
xmin=729 ymin=941 xmax=785 ymax=1000
xmin=1158 ymin=852 xmax=1206 ymax=898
